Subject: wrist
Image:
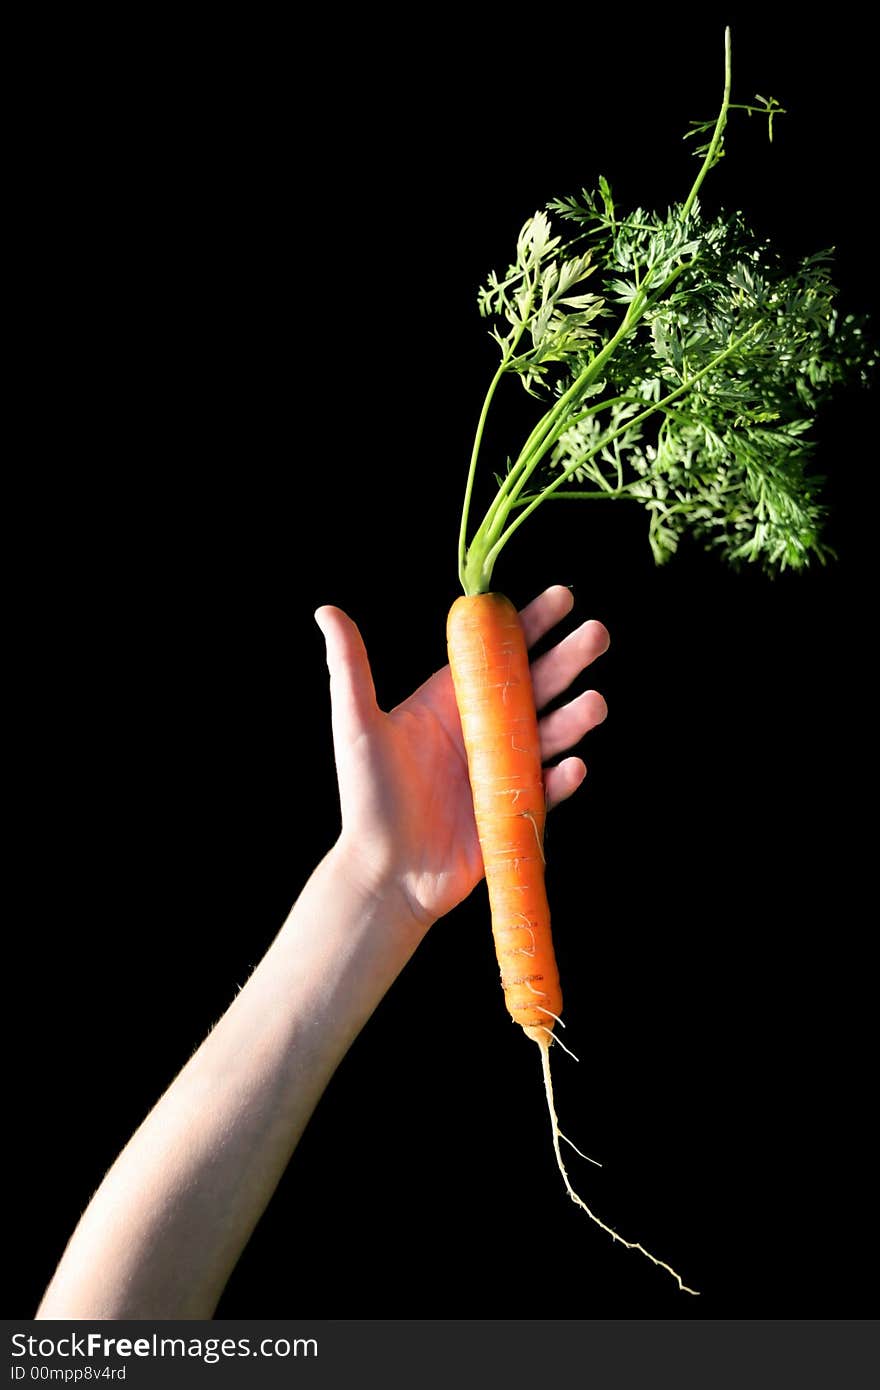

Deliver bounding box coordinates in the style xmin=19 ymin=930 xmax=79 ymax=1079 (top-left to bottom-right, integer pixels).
xmin=330 ymin=834 xmax=435 ymax=944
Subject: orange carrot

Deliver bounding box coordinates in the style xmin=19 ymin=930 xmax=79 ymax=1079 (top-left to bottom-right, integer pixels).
xmin=447 ymin=589 xmax=698 ymax=1295
xmin=447 ymin=592 xmax=561 ymax=1043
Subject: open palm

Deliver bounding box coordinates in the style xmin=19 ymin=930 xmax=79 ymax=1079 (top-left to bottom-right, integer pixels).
xmin=315 ymin=586 xmax=609 ymax=931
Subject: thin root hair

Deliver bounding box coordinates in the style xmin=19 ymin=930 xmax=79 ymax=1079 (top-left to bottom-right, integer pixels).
xmin=541 ymin=1025 xmax=580 ymax=1062
xmin=519 ymin=810 xmax=546 ymax=864
xmin=534 ymin=1005 xmax=566 ymax=1028
xmin=560 ymin=1129 xmax=602 ymax=1168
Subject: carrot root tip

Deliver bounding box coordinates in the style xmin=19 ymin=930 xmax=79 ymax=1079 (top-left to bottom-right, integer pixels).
xmin=529 ymin=1030 xmax=700 ymax=1296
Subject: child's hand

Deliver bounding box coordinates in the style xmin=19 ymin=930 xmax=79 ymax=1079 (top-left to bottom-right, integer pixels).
xmin=315 ymin=585 xmax=609 ymax=933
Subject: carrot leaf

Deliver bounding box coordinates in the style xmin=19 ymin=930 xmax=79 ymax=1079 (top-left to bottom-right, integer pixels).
xmin=457 ymin=27 xmax=875 ymax=595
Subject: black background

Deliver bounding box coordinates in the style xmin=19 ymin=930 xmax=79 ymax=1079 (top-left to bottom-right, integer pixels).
xmin=11 ymin=11 xmax=875 ymax=1319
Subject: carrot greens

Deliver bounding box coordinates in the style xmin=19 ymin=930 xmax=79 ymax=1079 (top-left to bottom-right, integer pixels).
xmin=458 ymin=28 xmax=874 ymax=597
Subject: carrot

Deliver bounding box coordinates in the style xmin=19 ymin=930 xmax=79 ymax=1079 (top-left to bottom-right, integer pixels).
xmin=447 ymin=591 xmax=698 ymax=1295
xmin=444 ymin=28 xmax=869 ymax=1297
xmin=446 ymin=592 xmax=561 ymax=1041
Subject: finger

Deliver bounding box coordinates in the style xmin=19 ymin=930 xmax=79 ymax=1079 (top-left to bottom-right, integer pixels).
xmin=539 ymin=689 xmax=607 ymax=762
xmin=518 ymin=584 xmax=575 ymax=649
xmin=545 ymin=756 xmax=587 ymax=811
xmin=314 ymin=605 xmax=379 ymax=744
xmin=530 ymin=619 xmax=610 ymax=710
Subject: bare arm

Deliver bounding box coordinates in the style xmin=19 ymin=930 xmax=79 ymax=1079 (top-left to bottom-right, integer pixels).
xmin=37 ymin=586 xmax=608 ymax=1319
xmin=37 ymin=842 xmax=422 ymax=1319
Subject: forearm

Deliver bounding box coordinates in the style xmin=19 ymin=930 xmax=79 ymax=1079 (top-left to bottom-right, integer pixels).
xmin=36 ymin=840 xmax=426 ymax=1320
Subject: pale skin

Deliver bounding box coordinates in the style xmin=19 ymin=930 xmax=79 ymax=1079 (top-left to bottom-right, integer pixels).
xmin=36 ymin=585 xmax=609 ymax=1319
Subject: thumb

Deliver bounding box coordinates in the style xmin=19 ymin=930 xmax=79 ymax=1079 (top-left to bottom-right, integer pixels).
xmin=314 ymin=605 xmax=380 ymax=743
